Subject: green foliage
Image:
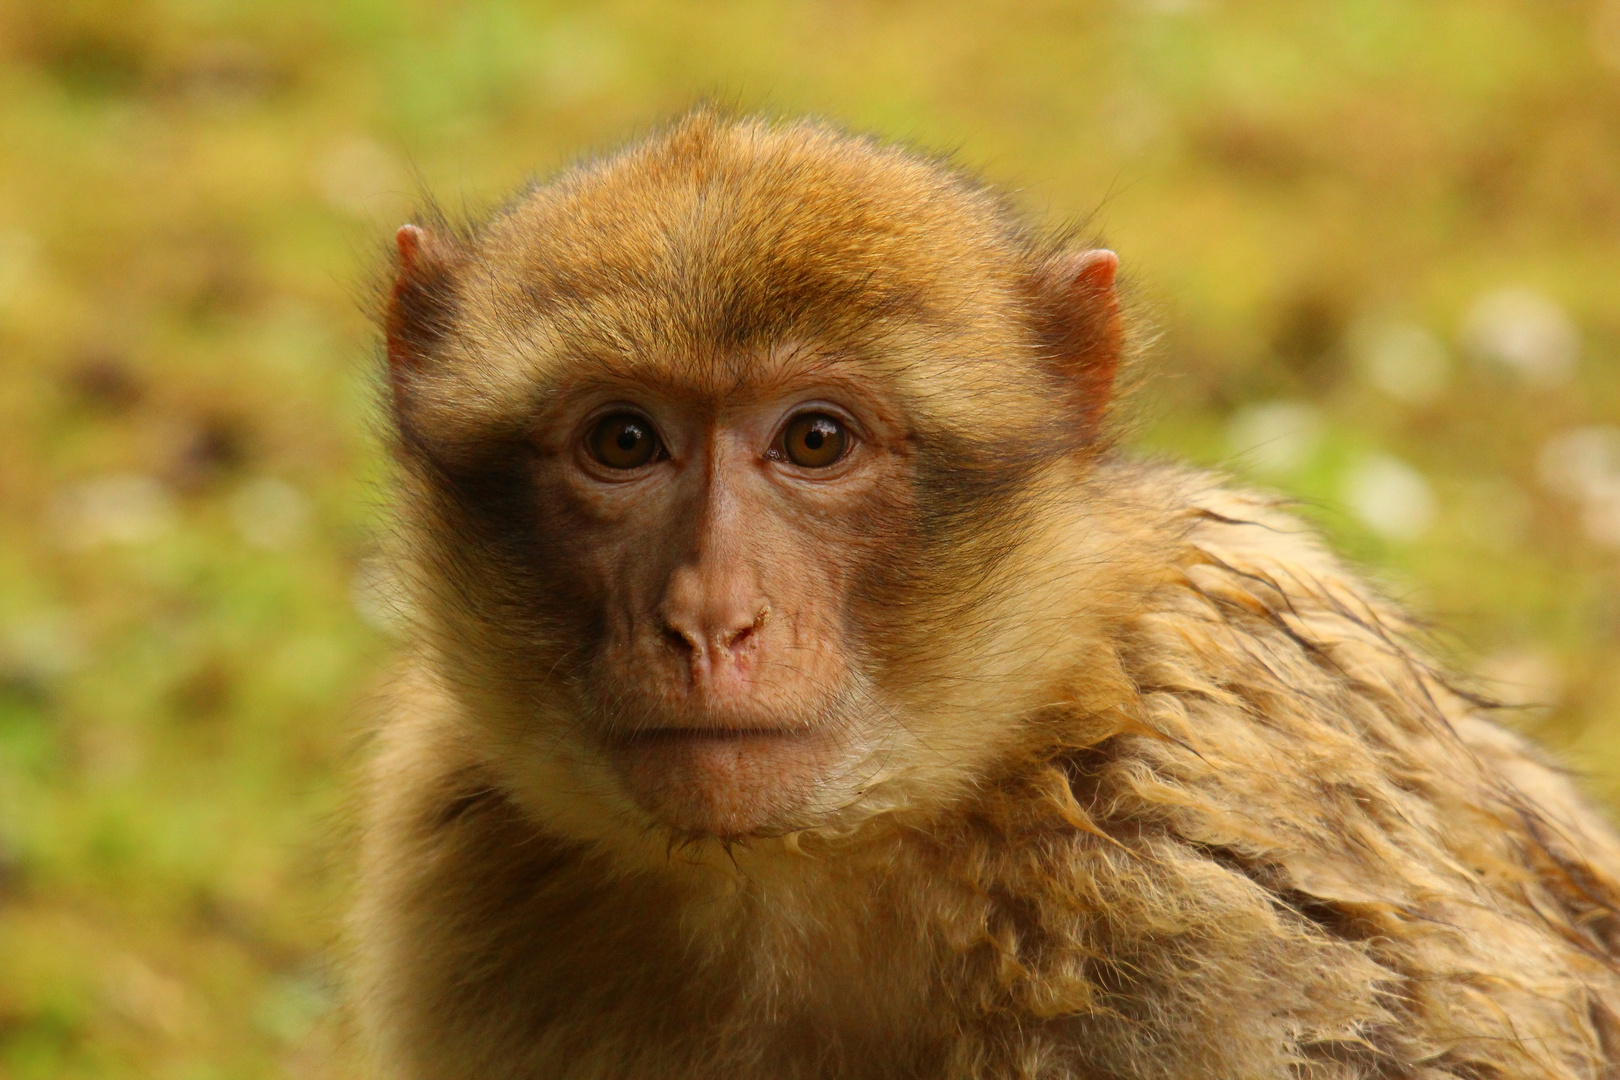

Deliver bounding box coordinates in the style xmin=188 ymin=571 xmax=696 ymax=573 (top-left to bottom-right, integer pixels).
xmin=0 ymin=0 xmax=1617 ymax=1074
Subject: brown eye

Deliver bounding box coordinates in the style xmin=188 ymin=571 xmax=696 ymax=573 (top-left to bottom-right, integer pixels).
xmin=781 ymin=413 xmax=849 ymax=469
xmin=588 ymin=413 xmax=660 ymax=470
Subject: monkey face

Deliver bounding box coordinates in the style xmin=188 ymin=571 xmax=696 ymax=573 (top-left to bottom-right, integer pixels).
xmin=521 ymin=365 xmax=917 ymax=838
xmin=397 ymin=339 xmax=1114 ymax=846
xmin=384 ymin=116 xmax=1124 ymax=847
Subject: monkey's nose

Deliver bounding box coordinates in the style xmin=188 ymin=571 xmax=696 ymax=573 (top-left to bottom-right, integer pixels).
xmin=659 ymin=608 xmax=768 ymax=681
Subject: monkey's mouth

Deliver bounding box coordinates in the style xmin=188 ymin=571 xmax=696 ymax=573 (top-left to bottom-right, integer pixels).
xmin=604 ymin=724 xmax=840 ymax=836
xmin=617 ymin=726 xmax=806 ymax=743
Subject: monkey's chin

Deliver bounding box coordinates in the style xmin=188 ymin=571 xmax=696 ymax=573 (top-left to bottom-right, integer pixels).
xmin=606 ymin=728 xmax=841 ymax=838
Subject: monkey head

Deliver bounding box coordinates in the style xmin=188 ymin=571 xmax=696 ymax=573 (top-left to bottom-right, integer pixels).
xmin=383 ymin=114 xmax=1126 ymax=849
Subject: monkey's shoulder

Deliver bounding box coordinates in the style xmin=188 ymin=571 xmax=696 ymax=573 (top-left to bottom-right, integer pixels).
xmin=1090 ymin=467 xmax=1620 ymax=952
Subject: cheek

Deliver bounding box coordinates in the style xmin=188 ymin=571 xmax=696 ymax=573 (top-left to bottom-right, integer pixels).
xmin=527 ymin=478 xmax=682 ymax=635
xmin=780 ymin=537 xmax=864 ymax=636
xmin=801 ymin=483 xmax=922 ymax=639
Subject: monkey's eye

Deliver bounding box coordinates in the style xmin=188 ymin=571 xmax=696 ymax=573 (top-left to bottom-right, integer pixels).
xmin=781 ymin=413 xmax=849 ymax=469
xmin=587 ymin=413 xmax=661 ymax=470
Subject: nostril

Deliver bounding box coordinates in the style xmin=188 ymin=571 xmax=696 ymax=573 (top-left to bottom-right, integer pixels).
xmin=657 ymin=608 xmax=768 ymax=662
xmin=662 ymin=625 xmax=696 ymax=655
xmin=722 ymin=608 xmax=768 ymax=655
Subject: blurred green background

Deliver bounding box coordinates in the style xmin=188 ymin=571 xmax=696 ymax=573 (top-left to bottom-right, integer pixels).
xmin=1 ymin=0 xmax=1618 ymax=1076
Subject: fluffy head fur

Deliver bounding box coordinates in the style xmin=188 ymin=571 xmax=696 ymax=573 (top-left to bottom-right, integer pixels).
xmin=355 ymin=111 xmax=1620 ymax=1079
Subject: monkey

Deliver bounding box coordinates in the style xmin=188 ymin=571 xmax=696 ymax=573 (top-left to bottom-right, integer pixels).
xmin=353 ymin=109 xmax=1620 ymax=1080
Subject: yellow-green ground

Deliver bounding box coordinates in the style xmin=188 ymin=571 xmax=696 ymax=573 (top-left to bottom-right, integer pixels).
xmin=1 ymin=2 xmax=1618 ymax=1076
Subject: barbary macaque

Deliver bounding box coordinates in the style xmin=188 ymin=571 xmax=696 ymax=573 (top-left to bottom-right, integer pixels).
xmin=354 ymin=111 xmax=1620 ymax=1079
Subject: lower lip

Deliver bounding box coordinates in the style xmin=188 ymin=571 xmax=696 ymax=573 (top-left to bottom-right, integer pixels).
xmin=618 ymin=728 xmax=804 ymax=744
xmin=605 ymin=727 xmax=831 ymax=835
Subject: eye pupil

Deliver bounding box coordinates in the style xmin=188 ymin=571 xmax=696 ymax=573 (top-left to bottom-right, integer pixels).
xmin=782 ymin=413 xmax=848 ymax=468
xmin=588 ymin=413 xmax=660 ymax=470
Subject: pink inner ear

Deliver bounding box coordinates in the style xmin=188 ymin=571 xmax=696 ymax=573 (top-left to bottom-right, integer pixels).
xmin=396 ymin=224 xmax=426 ymax=272
xmin=387 ymin=224 xmax=438 ymax=390
xmin=1049 ymin=249 xmax=1121 ymax=436
xmin=1069 ymin=249 xmax=1119 ymax=293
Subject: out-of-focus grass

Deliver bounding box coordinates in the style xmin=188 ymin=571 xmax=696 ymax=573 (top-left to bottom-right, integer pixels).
xmin=0 ymin=1 xmax=1617 ymax=1076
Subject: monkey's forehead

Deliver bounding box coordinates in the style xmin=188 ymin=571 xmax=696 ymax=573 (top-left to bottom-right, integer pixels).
xmin=420 ymin=113 xmax=1058 ymax=430
xmin=411 ymin=310 xmax=1057 ymax=454
xmin=485 ymin=117 xmax=1042 ymax=332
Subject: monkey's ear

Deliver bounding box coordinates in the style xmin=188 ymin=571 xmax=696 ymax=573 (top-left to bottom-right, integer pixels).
xmin=1038 ymin=248 xmax=1121 ymax=437
xmin=386 ymin=223 xmax=462 ymax=413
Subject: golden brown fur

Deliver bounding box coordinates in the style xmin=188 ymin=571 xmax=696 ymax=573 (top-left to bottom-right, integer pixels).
xmin=355 ymin=111 xmax=1620 ymax=1079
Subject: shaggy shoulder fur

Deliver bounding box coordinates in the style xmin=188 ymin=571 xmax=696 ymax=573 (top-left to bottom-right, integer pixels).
xmin=929 ymin=468 xmax=1620 ymax=1078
